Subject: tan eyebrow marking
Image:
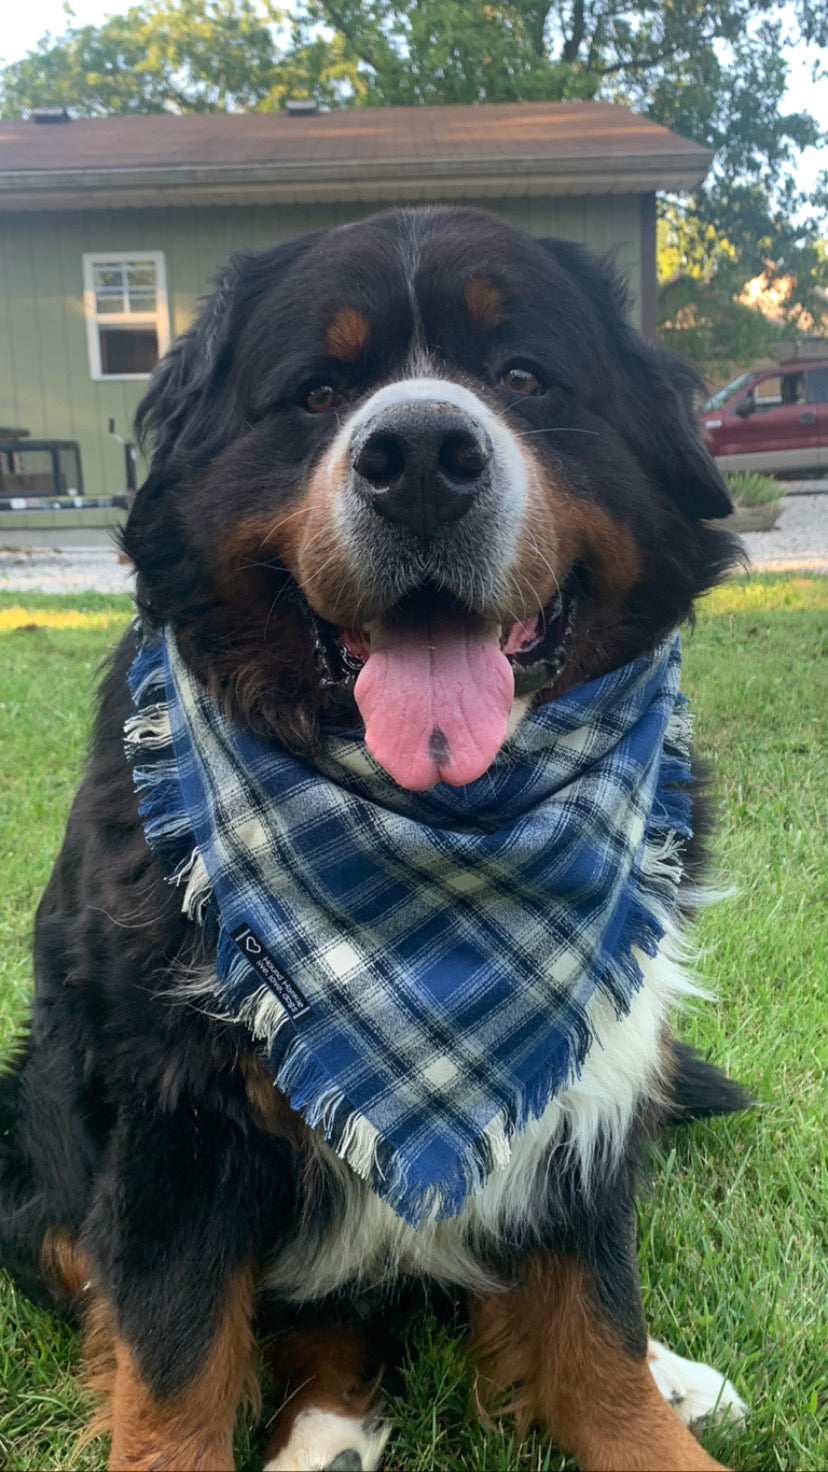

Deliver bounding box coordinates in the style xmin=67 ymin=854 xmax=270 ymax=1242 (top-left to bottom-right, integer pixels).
xmin=464 ymin=277 xmax=504 ymax=329
xmin=325 ymin=307 xmax=371 ymax=361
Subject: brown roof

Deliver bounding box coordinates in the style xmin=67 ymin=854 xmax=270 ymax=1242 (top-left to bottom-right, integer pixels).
xmin=0 ymin=101 xmax=712 ymax=210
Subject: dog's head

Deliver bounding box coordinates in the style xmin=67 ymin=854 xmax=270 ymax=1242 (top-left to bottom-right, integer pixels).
xmin=126 ymin=207 xmax=737 ymax=789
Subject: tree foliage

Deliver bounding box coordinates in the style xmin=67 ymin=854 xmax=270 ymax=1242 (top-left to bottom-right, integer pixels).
xmin=0 ymin=0 xmax=286 ymax=115
xmin=1 ymin=0 xmax=826 ymax=375
xmin=291 ymin=1 xmax=827 ymax=371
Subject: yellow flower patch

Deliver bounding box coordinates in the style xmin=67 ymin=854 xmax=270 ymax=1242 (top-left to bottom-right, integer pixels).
xmin=0 ymin=605 xmax=129 ymax=633
xmin=700 ymin=573 xmax=828 ymax=618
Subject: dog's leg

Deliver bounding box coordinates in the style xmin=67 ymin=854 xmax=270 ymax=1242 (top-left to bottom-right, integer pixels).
xmin=262 ymin=1324 xmax=389 ymax=1472
xmin=40 ymin=1226 xmax=254 ymax=1471
xmin=106 ymin=1264 xmax=255 ymax=1472
xmin=79 ymin=1091 xmax=288 ymax=1472
xmin=471 ymin=1252 xmax=729 ymax=1472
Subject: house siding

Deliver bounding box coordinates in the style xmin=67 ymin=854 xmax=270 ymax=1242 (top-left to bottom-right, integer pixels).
xmin=0 ymin=195 xmax=643 ymax=501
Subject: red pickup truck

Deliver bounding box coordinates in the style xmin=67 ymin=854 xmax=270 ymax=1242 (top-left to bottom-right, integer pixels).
xmin=699 ymin=352 xmax=828 ymax=476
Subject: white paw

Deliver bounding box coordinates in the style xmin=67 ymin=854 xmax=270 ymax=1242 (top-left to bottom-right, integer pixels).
xmin=264 ymin=1407 xmax=391 ymax=1471
xmin=648 ymin=1337 xmax=748 ymax=1428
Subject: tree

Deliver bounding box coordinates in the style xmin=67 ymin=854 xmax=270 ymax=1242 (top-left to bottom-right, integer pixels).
xmin=2 ymin=0 xmax=826 ymax=376
xmin=0 ymin=0 xmax=285 ymax=115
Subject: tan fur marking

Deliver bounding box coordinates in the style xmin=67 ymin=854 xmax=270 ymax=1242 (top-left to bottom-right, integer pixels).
xmin=464 ymin=278 xmax=505 ymax=329
xmin=563 ymin=501 xmax=641 ymax=601
xmin=264 ymin=1324 xmax=379 ymax=1462
xmin=518 ymin=470 xmax=642 ymax=605
xmin=40 ymin=1226 xmax=92 ymax=1302
xmin=298 ymin=446 xmax=368 ymax=622
xmin=78 ymin=1291 xmax=118 ymax=1449
xmin=103 ymin=1265 xmax=256 ymax=1472
xmin=507 ymin=463 xmax=648 ymax=691
xmin=326 ymin=308 xmax=371 ymax=362
xmin=240 ymin=1055 xmax=308 ymax=1147
xmin=215 ymin=448 xmax=361 ymax=626
xmin=216 ymin=501 xmax=313 ymax=587
xmin=471 ymin=1254 xmax=727 ymax=1472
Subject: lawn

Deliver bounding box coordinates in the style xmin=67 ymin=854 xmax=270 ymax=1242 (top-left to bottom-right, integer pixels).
xmin=0 ymin=575 xmax=826 ymax=1471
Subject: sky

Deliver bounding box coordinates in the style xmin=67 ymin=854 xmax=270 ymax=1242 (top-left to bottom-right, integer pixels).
xmin=2 ymin=0 xmax=826 ymax=210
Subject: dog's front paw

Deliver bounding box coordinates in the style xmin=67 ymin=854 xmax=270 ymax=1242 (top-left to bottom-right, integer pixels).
xmin=264 ymin=1408 xmax=390 ymax=1471
xmin=648 ymin=1337 xmax=747 ymax=1430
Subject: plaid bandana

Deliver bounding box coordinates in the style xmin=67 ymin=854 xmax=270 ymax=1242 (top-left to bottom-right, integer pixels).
xmin=125 ymin=628 xmax=692 ymax=1225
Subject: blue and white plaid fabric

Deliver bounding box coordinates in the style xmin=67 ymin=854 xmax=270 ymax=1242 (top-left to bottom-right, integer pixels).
xmin=125 ymin=628 xmax=693 ymax=1224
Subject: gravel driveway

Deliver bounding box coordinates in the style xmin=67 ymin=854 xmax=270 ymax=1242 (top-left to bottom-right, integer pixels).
xmin=1 ymin=494 xmax=827 ymax=594
xmin=0 ymin=543 xmax=135 ymax=596
xmin=738 ymin=492 xmax=828 ymax=573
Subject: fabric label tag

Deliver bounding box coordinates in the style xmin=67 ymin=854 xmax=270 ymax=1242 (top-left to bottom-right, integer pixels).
xmin=230 ymin=924 xmax=312 ymax=1022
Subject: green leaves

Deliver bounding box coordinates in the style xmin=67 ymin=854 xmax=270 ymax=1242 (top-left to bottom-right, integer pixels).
xmin=0 ymin=0 xmax=285 ymax=116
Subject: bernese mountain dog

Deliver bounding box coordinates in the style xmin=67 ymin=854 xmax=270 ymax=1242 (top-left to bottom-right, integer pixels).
xmin=0 ymin=207 xmax=749 ymax=1472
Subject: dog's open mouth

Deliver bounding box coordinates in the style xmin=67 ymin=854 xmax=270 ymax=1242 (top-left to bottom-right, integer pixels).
xmin=313 ymin=585 xmax=576 ymax=791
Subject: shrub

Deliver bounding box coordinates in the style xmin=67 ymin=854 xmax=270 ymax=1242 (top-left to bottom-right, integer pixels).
xmin=726 ymin=471 xmax=781 ymax=507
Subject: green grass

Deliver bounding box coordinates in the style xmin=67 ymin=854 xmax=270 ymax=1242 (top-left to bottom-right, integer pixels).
xmin=1 ymin=576 xmax=826 ymax=1471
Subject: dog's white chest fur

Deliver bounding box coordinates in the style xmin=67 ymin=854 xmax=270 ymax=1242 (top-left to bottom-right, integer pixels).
xmin=263 ymin=921 xmax=695 ymax=1301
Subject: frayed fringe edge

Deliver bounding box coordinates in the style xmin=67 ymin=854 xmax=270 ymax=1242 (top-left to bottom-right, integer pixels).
xmin=125 ymin=629 xmax=219 ymax=940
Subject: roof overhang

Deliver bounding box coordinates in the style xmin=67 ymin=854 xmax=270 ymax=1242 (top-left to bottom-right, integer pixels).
xmin=0 ymin=150 xmax=712 ymax=211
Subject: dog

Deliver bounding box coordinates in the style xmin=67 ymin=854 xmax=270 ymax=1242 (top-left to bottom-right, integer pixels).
xmin=0 ymin=206 xmax=749 ymax=1472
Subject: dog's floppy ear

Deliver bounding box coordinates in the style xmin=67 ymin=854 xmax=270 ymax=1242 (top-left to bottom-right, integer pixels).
xmin=538 ymin=239 xmax=732 ymax=521
xmin=618 ymin=340 xmax=733 ymax=520
xmin=133 ymin=255 xmax=245 ymax=473
xmin=124 ymin=234 xmax=320 ymax=614
xmin=134 ymin=232 xmax=319 ymax=474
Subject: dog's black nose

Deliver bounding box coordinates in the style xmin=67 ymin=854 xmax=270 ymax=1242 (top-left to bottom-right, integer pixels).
xmin=352 ymin=401 xmax=492 ymax=539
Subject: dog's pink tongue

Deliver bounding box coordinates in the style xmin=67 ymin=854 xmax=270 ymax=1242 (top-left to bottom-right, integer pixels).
xmin=354 ymin=607 xmax=514 ymax=790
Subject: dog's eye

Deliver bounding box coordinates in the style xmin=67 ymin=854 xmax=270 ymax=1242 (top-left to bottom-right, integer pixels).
xmin=304 ymin=383 xmax=343 ymax=414
xmin=501 ymin=366 xmax=544 ymax=396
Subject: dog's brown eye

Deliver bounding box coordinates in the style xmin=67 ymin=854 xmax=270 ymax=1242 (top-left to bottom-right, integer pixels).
xmin=305 ymin=383 xmax=342 ymax=414
xmin=501 ymin=366 xmax=543 ymax=396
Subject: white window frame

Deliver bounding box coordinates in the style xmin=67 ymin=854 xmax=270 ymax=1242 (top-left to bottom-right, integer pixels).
xmin=82 ymin=251 xmax=171 ymax=382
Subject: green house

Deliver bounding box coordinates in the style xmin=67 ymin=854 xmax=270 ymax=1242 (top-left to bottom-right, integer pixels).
xmin=0 ymin=101 xmax=711 ymax=543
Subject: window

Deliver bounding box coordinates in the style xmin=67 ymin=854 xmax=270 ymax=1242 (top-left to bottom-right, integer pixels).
xmin=780 ymin=372 xmax=806 ymax=405
xmin=83 ymin=253 xmax=170 ymax=381
xmin=748 ymin=371 xmax=806 ymax=411
xmin=807 ymin=366 xmax=828 ymax=404
xmin=750 ymin=375 xmax=783 ymax=409
xmin=704 ymin=371 xmax=754 ymax=412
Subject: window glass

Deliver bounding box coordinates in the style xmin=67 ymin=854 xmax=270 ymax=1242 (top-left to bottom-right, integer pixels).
xmin=93 ymin=263 xmax=128 ymax=314
xmin=99 ymin=326 xmax=159 ymax=376
xmin=93 ymin=259 xmax=158 ymax=315
xmin=752 ymin=375 xmax=783 ymax=409
xmin=704 ymin=371 xmax=754 ymax=411
xmin=780 ymin=372 xmax=806 ymax=405
xmin=84 ymin=252 xmax=169 ymax=379
xmin=807 ymin=367 xmax=828 ymax=403
xmin=746 ymin=371 xmax=807 ymax=410
xmin=126 ymin=261 xmax=157 ymax=313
